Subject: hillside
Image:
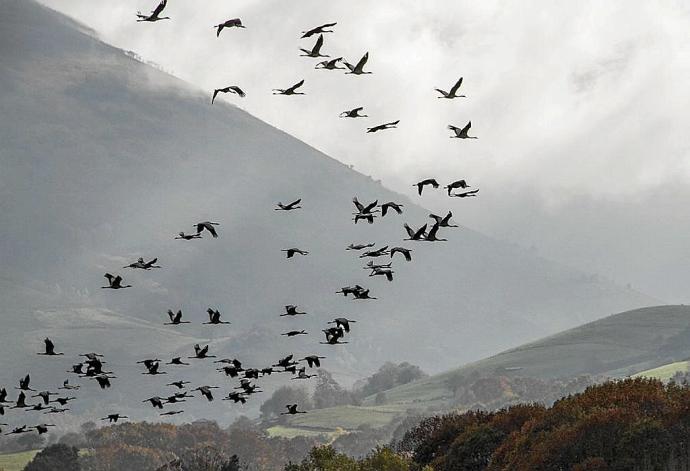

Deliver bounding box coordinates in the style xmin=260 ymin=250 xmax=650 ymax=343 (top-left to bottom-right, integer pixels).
xmin=284 ymin=305 xmax=690 ymax=433
xmin=0 ymin=0 xmax=654 ymax=425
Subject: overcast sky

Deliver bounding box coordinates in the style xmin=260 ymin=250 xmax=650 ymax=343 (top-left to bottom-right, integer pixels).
xmin=38 ymin=0 xmax=690 ymax=302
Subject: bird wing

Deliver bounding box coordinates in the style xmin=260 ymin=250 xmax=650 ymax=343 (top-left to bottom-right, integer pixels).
xmin=288 ymin=198 xmax=301 ymax=208
xmin=448 ymin=125 xmax=461 ymax=137
xmin=404 ymin=224 xmax=416 ymax=238
xmin=200 ymin=345 xmax=209 ymax=356
xmin=45 ymin=338 xmax=54 ymax=352
xmin=230 ymin=86 xmax=246 ymax=97
xmin=152 ymin=0 xmax=167 ymax=17
xmin=286 ymin=80 xmax=305 ymax=93
xmin=113 ymin=276 xmax=123 ymax=286
xmin=442 ymin=211 xmax=453 ymax=224
xmin=427 ymin=223 xmax=440 ymax=239
xmin=205 ymin=224 xmax=218 ymax=238
xmin=355 ymin=52 xmax=369 ymax=71
xmin=352 ymin=197 xmax=365 ymax=212
xmin=313 ymin=34 xmax=324 ymax=54
xmin=429 ymin=213 xmax=442 ymax=224
xmin=449 ymin=77 xmax=463 ymax=95
xmin=413 ymin=224 xmax=428 ymax=239
xmin=212 ymin=89 xmax=221 ymax=104
xmin=460 ymin=121 xmax=472 ymax=136
xmin=380 ymin=204 xmax=389 ymax=217
xmin=352 ymin=106 xmax=364 ymax=113
xmin=321 ymin=22 xmax=337 ymax=28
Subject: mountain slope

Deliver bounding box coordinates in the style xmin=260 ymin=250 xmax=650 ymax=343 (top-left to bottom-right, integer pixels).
xmin=0 ymin=0 xmax=654 ymax=423
xmin=282 ymin=305 xmax=690 ymax=433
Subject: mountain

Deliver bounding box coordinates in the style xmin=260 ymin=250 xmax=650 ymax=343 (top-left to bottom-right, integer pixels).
xmin=0 ymin=0 xmax=654 ymax=424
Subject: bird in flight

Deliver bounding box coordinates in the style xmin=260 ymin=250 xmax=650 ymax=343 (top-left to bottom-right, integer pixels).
xmin=346 ymin=243 xmax=375 ymax=251
xmin=414 ymin=179 xmax=439 ymax=195
xmin=436 ymin=77 xmax=466 ymax=99
xmin=367 ymin=120 xmax=399 ymax=133
xmin=275 ymin=199 xmax=302 ymax=211
xmin=102 ymin=274 xmax=131 ymax=290
xmin=38 ymin=338 xmax=63 ymax=356
xmin=273 ymin=80 xmax=306 ymax=96
xmin=175 ymin=232 xmax=201 ymax=240
xmin=281 ymin=404 xmax=307 ymax=415
xmin=282 ymin=330 xmax=308 ymax=337
xmin=282 ymin=248 xmax=309 ymax=258
xmin=344 ymin=52 xmax=372 ymax=75
xmin=204 ymin=308 xmax=231 ymax=325
xmin=301 ymin=22 xmax=337 ymax=38
xmin=212 ymin=86 xmax=245 ymax=104
xmin=215 ymin=18 xmax=245 ymax=37
xmin=450 ymin=189 xmax=480 ymax=198
xmin=300 ymin=355 xmax=326 ymax=368
xmin=300 ymin=34 xmax=329 ymax=58
xmin=281 ymin=305 xmax=307 ymax=317
xmin=445 ymin=179 xmax=470 ymax=195
xmin=370 ymin=267 xmax=394 ymax=281
xmin=340 ymin=107 xmax=368 ymax=118
xmin=316 ymin=57 xmax=346 ymax=70
xmin=448 ymin=122 xmax=478 ymax=139
xmin=101 ymin=414 xmax=128 ymax=423
xmin=189 ymin=344 xmax=216 ymax=359
xmin=328 ymin=318 xmax=356 ymax=333
xmin=124 ymin=257 xmax=160 ymax=270
xmin=165 ymin=310 xmax=190 ymax=326
xmin=424 ymin=224 xmax=447 ymax=242
xmin=136 ymin=0 xmax=170 ymax=22
xmin=160 ymin=410 xmax=184 ymax=416
xmin=390 ymin=247 xmax=413 ymax=261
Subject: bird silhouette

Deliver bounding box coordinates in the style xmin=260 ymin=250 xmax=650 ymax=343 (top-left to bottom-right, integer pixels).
xmin=160 ymin=410 xmax=184 ymax=416
xmin=390 ymin=247 xmax=413 ymax=261
xmin=275 ymin=199 xmax=302 ymax=211
xmin=215 ymin=18 xmax=245 ymax=36
xmin=328 ymin=318 xmax=356 ymax=333
xmin=344 ymin=52 xmax=372 ymax=75
xmin=450 ymin=189 xmax=480 ymax=198
xmin=101 ymin=414 xmax=128 ymax=423
xmin=281 ymin=305 xmax=307 ymax=317
xmin=414 ymin=179 xmax=439 ymax=195
xmin=448 ymin=121 xmax=478 ymax=139
xmin=17 ymin=374 xmax=35 ymax=392
xmin=212 ymin=86 xmax=246 ymax=104
xmin=194 ymin=386 xmax=219 ymax=402
xmin=300 ymin=34 xmax=329 ymax=58
xmin=136 ymin=0 xmax=170 ymax=22
xmin=273 ymin=80 xmax=306 ymax=96
xmin=166 ymin=381 xmax=191 ymax=389
xmin=189 ymin=344 xmax=216 ymax=359
xmin=436 ymin=77 xmax=466 ymax=99
xmin=340 ymin=107 xmax=368 ymax=118
xmin=124 ymin=257 xmax=160 ymax=270
xmin=445 ymin=179 xmax=470 ymax=195
xmin=282 ymin=248 xmax=309 ymax=258
xmin=353 ymin=213 xmax=375 ymax=224
xmin=204 ymin=308 xmax=231 ymax=325
xmin=223 ymin=392 xmax=247 ymax=404
xmin=347 ymin=243 xmax=376 ymax=251
xmin=282 ymin=330 xmax=308 ymax=337
xmin=300 ymin=355 xmax=326 ymax=368
xmin=167 ymin=357 xmax=190 ymax=366
xmin=301 ymin=22 xmax=336 ymax=38
xmin=175 ymin=232 xmax=201 ymax=240
xmin=165 ymin=310 xmax=190 ymax=325
xmin=360 ymin=246 xmax=390 ymax=258
xmin=370 ymin=267 xmax=394 ymax=281
xmin=424 ymin=224 xmax=447 ymax=242
xmin=33 ymin=424 xmax=55 ymax=435
xmin=281 ymin=404 xmax=307 ymax=415
xmin=102 ymin=273 xmax=131 ymax=289
xmin=367 ymin=120 xmax=399 ymax=133
xmin=143 ymin=397 xmax=166 ymax=409
xmin=316 ymin=57 xmax=346 ymax=70
xmin=38 ymin=338 xmax=63 ymax=356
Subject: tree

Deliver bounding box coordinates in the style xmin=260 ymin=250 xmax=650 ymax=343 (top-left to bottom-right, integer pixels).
xmin=24 ymin=444 xmax=80 ymax=471
xmin=312 ymin=370 xmax=355 ymax=409
xmin=260 ymin=386 xmax=313 ymax=421
xmin=356 ymin=362 xmax=427 ymax=398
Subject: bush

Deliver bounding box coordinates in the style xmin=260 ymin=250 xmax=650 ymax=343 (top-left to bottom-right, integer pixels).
xmin=24 ymin=444 xmax=80 ymax=471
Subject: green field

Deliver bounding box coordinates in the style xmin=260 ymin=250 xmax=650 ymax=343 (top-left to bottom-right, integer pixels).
xmin=632 ymin=361 xmax=690 ymax=381
xmin=0 ymin=450 xmax=39 ymax=471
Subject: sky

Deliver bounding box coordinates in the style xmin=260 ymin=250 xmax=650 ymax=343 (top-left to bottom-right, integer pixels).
xmin=38 ymin=0 xmax=690 ymax=302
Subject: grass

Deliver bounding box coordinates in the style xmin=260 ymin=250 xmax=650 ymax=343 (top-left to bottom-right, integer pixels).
xmin=632 ymin=361 xmax=690 ymax=381
xmin=0 ymin=449 xmax=39 ymax=471
xmin=266 ymin=425 xmax=346 ymax=442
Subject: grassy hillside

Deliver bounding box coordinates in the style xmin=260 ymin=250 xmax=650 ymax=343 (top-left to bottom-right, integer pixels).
xmin=633 ymin=360 xmax=690 ymax=381
xmin=283 ymin=305 xmax=690 ymax=432
xmin=0 ymin=450 xmax=39 ymax=471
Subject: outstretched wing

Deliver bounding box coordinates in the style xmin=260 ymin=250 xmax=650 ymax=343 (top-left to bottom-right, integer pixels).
xmin=427 ymin=223 xmax=440 ymax=239
xmin=461 ymin=121 xmax=472 ymax=136
xmin=151 ymin=0 xmax=167 ymax=17
xmin=363 ymin=200 xmax=378 ymax=213
xmin=286 ymin=80 xmax=305 ymax=93
xmin=313 ymin=34 xmax=324 ymax=54
xmin=230 ymin=86 xmax=246 ymax=97
xmin=448 ymin=125 xmax=461 ymax=137
xmin=413 ymin=224 xmax=428 ymax=239
xmin=352 ymin=197 xmax=365 ymax=213
xmin=449 ymin=77 xmax=463 ymax=95
xmin=404 ymin=223 xmax=415 ymax=238
xmin=355 ymin=52 xmax=369 ymax=71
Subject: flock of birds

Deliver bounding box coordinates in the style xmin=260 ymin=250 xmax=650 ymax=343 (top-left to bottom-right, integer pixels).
xmin=0 ymin=0 xmax=481 ymax=436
